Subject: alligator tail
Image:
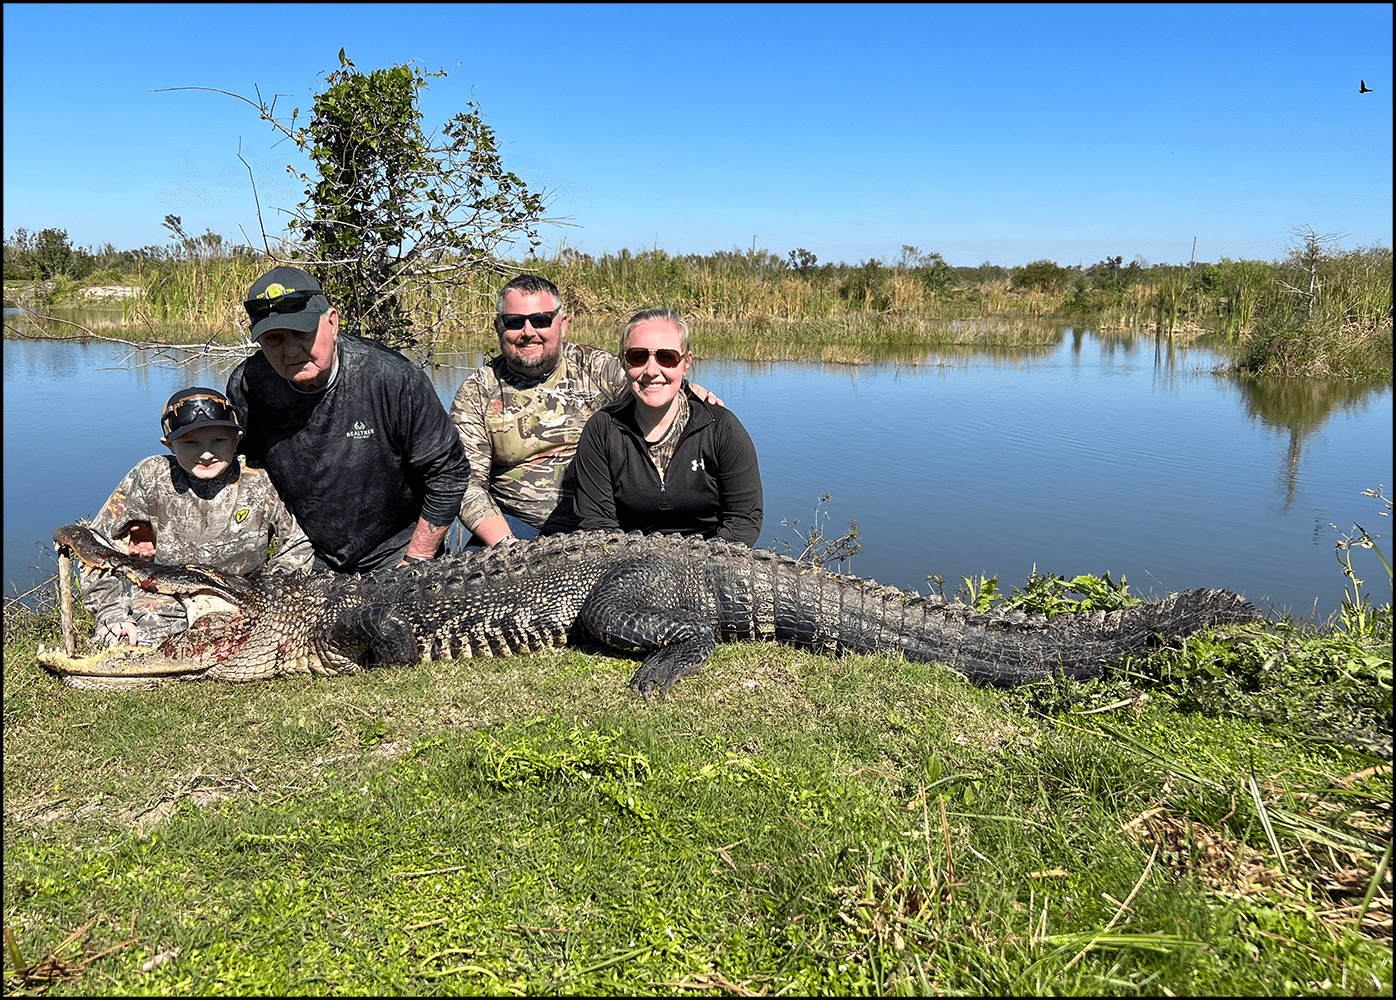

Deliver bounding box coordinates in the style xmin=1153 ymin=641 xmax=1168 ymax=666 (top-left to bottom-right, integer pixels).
xmin=717 ymin=553 xmax=1260 ymax=687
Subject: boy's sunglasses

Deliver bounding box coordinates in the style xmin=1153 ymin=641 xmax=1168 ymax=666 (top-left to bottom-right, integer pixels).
xmin=624 ymin=348 xmax=686 ymax=369
xmin=245 ymin=290 xmax=321 ymax=322
xmin=497 ymin=310 xmax=559 ymax=331
xmin=162 ymin=395 xmax=239 ymax=436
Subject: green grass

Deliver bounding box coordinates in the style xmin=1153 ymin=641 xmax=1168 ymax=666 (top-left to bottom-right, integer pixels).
xmin=1228 ymin=312 xmax=1395 ymax=380
xmin=4 ymin=584 xmax=1391 ymax=995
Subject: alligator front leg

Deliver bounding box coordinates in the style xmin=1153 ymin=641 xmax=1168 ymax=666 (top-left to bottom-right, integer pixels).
xmin=579 ymin=560 xmax=716 ymax=700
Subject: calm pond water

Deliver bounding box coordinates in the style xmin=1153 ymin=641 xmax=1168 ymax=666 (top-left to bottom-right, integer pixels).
xmin=3 ymin=320 xmax=1391 ymax=623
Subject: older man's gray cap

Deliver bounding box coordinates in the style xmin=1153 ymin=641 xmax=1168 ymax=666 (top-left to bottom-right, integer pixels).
xmin=244 ymin=266 xmax=330 ymax=340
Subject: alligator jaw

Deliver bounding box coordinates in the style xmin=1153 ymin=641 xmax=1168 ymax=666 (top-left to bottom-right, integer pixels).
xmin=45 ymin=525 xmax=276 ymax=687
xmin=36 ymin=644 xmax=215 ymax=689
xmin=54 ymin=524 xmax=251 ymax=605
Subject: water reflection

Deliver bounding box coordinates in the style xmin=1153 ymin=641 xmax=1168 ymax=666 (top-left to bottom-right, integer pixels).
xmin=3 ymin=331 xmax=1391 ymax=622
xmin=3 ymin=303 xmax=130 ymax=332
xmin=1230 ymin=376 xmax=1388 ymax=508
xmin=1152 ymin=334 xmax=1173 ymax=392
xmin=861 ymin=318 xmax=1066 ymax=366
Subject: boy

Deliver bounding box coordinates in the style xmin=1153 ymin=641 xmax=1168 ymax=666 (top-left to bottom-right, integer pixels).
xmin=83 ymin=386 xmax=314 ymax=646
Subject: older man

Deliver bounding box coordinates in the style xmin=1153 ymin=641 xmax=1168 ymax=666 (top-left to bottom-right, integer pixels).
xmin=227 ymin=265 xmax=470 ymax=572
xmin=449 ymin=275 xmax=722 ymax=546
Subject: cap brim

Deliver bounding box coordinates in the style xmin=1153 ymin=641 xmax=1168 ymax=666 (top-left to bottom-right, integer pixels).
xmin=251 ymin=296 xmax=329 ymax=340
xmin=165 ymin=420 xmax=243 ymax=439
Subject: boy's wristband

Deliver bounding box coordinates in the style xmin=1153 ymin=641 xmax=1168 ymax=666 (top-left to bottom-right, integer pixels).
xmin=404 ymin=554 xmax=431 ymax=564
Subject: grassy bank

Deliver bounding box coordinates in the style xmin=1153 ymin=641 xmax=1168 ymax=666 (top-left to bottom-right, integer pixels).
xmin=4 ymin=566 xmax=1390 ymax=995
xmin=1226 ymin=313 xmax=1394 ymax=380
xmin=5 ymin=240 xmax=1391 ymax=377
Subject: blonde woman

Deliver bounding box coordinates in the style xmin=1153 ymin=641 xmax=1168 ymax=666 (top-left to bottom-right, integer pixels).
xmin=571 ymin=308 xmax=762 ymax=544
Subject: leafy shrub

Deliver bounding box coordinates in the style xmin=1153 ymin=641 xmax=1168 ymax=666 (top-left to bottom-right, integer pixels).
xmin=838 ymin=258 xmax=891 ymax=310
xmin=1235 ymin=313 xmax=1393 ymax=379
xmin=1011 ymin=258 xmax=1073 ymax=292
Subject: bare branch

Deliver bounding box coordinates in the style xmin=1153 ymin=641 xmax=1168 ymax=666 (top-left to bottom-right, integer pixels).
xmin=237 ymin=138 xmax=271 ymax=256
xmin=4 ymin=306 xmax=252 ymax=366
xmin=152 ymin=86 xmax=300 ymax=142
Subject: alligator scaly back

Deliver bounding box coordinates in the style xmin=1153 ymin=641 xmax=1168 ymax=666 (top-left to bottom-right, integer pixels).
xmin=39 ymin=526 xmax=1262 ymax=695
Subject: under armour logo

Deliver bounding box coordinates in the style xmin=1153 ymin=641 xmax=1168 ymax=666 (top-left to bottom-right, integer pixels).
xmin=691 ymin=458 xmax=705 ymax=472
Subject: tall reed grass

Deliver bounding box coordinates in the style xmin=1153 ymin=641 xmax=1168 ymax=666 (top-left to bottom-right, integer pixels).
xmin=124 ymin=255 xmax=267 ymax=342
xmin=18 ymin=242 xmax=1390 ymax=375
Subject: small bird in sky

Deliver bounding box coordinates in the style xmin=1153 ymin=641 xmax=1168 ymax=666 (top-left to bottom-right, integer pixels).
xmin=1359 ymin=79 xmax=1373 ymax=94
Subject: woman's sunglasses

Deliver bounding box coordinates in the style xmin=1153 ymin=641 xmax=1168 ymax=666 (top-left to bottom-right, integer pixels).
xmin=245 ymin=290 xmax=322 ymax=323
xmin=497 ymin=310 xmax=560 ymax=331
xmin=624 ymin=348 xmax=686 ymax=369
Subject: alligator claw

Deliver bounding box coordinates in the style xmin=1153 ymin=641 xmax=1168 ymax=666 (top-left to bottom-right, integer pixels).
xmin=628 ymin=672 xmax=667 ymax=702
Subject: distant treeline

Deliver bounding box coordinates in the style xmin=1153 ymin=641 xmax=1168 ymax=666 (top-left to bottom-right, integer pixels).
xmin=539 ymin=242 xmax=1391 ymax=335
xmin=3 ymin=220 xmax=261 ymax=285
xmin=4 ymin=225 xmax=1391 ymax=378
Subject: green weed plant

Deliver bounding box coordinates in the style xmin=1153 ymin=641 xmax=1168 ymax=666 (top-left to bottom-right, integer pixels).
xmin=947 ymin=570 xmax=1141 ymax=618
xmin=1331 ymin=486 xmax=1394 ymax=640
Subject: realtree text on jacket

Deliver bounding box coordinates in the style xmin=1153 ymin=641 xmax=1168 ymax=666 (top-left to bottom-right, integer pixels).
xmin=227 ymin=333 xmax=471 ymax=573
xmin=571 ymin=386 xmax=763 ymax=545
xmin=83 ymin=455 xmax=314 ymax=645
xmin=449 ymin=342 xmax=629 ymax=534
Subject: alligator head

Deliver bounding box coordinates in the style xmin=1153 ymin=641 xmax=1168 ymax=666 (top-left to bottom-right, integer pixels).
xmin=38 ymin=525 xmax=417 ymax=688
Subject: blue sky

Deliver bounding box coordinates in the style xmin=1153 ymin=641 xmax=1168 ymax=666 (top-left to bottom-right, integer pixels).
xmin=3 ymin=3 xmax=1391 ymax=267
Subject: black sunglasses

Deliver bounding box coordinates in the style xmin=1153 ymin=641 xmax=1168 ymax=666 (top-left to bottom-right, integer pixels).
xmin=623 ymin=348 xmax=686 ymax=369
xmin=170 ymin=397 xmax=223 ymax=421
xmin=497 ymin=310 xmax=560 ymax=331
xmin=162 ymin=396 xmax=239 ymax=436
xmin=245 ymin=289 xmax=321 ymax=323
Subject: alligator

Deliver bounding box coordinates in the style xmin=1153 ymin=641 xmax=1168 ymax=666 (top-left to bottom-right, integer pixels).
xmin=38 ymin=524 xmax=1261 ymax=696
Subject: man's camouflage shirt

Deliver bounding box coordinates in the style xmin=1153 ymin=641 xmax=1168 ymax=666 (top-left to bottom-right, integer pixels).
xmin=449 ymin=342 xmax=628 ymax=532
xmin=83 ymin=455 xmax=314 ymax=644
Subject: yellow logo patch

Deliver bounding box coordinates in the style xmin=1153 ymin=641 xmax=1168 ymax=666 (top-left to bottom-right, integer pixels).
xmin=255 ymin=283 xmax=298 ymax=300
xmin=235 ymin=509 xmax=250 ymax=524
